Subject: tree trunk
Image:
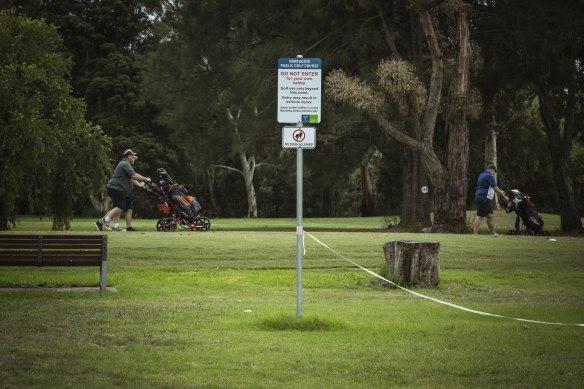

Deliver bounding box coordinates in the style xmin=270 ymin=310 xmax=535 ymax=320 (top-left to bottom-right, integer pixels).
xmin=432 ymin=7 xmax=471 ymax=232
xmin=227 ymin=108 xmax=259 ymax=218
xmin=205 ymin=167 xmax=218 ymax=217
xmin=401 ymin=149 xmax=431 ymax=228
xmin=485 ymin=125 xmax=500 ymax=209
xmin=360 ymin=164 xmax=376 ymax=216
xmin=484 ymin=127 xmax=498 ymax=167
xmin=238 ymin=151 xmax=258 ymax=218
xmin=360 ymin=147 xmax=377 ymax=216
xmin=536 ymin=79 xmax=584 ymax=234
xmin=89 ymin=189 xmax=111 ymax=216
xmin=383 ymin=240 xmax=441 ymax=288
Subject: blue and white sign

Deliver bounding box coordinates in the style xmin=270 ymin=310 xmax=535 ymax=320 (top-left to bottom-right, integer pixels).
xmin=277 ymin=58 xmax=322 ymax=124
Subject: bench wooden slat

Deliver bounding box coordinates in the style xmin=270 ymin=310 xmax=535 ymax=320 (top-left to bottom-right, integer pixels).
xmin=0 ymin=244 xmax=103 ymax=250
xmin=0 ymin=259 xmax=38 ymax=266
xmin=41 ymin=259 xmax=102 ymax=266
xmin=38 ymin=253 xmax=102 ymax=258
xmin=0 ymin=249 xmax=102 ymax=255
xmin=0 ymin=235 xmax=104 ymax=239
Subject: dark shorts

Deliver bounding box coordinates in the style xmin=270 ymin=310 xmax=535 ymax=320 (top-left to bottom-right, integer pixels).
xmin=475 ymin=196 xmax=493 ymax=217
xmin=107 ymin=187 xmax=133 ymax=211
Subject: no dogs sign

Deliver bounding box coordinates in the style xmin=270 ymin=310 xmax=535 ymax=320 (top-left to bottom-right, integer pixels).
xmin=282 ymin=127 xmax=316 ymax=149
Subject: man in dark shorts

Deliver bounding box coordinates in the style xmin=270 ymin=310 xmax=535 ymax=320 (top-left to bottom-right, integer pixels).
xmin=472 ymin=163 xmax=509 ymax=235
xmin=95 ymin=149 xmax=151 ymax=231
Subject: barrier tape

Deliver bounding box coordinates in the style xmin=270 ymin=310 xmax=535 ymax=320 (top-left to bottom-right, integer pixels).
xmin=304 ymin=231 xmax=584 ymax=327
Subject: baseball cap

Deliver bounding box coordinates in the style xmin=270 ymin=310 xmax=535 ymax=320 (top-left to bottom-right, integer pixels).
xmin=123 ymin=149 xmax=138 ymax=159
xmin=487 ymin=163 xmax=497 ymax=171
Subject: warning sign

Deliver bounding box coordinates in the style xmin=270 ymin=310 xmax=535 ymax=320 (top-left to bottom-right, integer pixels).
xmin=282 ymin=127 xmax=316 ymax=149
xmin=277 ymin=58 xmax=321 ymax=124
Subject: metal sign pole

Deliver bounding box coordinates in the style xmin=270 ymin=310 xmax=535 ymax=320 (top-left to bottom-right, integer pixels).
xmin=296 ymin=140 xmax=303 ymax=318
xmin=295 ymin=54 xmax=304 ymax=320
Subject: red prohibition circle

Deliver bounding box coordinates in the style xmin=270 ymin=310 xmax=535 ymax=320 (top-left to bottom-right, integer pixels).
xmin=292 ymin=129 xmax=305 ymax=142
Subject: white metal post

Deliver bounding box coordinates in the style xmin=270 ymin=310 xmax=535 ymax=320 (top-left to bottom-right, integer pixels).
xmin=295 ymin=54 xmax=304 ymax=319
xmin=296 ymin=145 xmax=303 ymax=318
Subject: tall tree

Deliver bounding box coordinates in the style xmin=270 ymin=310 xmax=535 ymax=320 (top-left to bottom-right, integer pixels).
xmin=326 ymin=0 xmax=479 ymax=232
xmin=0 ymin=10 xmax=111 ymax=230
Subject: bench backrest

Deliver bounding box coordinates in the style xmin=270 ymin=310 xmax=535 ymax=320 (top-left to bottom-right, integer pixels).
xmin=0 ymin=235 xmax=107 ymax=267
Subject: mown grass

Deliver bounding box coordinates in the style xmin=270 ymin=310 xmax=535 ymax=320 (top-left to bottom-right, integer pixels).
xmin=0 ymin=215 xmax=583 ymax=388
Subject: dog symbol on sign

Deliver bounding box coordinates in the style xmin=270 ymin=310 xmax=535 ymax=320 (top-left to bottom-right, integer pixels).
xmin=293 ymin=129 xmax=305 ymax=142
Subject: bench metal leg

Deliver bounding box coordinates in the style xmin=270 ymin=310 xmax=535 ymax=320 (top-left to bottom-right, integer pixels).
xmin=100 ymin=260 xmax=107 ymax=292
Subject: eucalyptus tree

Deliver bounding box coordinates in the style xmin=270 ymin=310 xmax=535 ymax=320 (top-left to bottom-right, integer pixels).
xmin=0 ymin=10 xmax=111 ymax=230
xmin=326 ymin=0 xmax=480 ymax=232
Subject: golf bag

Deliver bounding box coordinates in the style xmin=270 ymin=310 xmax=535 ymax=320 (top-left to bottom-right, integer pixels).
xmin=504 ymin=189 xmax=549 ymax=236
xmin=144 ymin=168 xmax=211 ymax=232
xmin=168 ymin=184 xmax=202 ymax=219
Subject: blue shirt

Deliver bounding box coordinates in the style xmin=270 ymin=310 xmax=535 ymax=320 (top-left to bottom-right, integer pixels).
xmin=475 ymin=171 xmax=497 ymax=197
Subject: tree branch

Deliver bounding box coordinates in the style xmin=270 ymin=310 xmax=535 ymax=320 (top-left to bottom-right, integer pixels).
xmin=415 ymin=2 xmax=443 ymax=144
xmin=213 ymin=164 xmax=243 ymax=177
xmin=375 ymin=1 xmax=401 ymax=58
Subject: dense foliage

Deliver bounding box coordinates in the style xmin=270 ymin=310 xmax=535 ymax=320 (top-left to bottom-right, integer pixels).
xmin=0 ymin=9 xmax=111 ymax=230
xmin=1 ymin=0 xmax=582 ymax=232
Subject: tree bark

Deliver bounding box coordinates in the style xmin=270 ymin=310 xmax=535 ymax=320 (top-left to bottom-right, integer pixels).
xmin=205 ymin=167 xmax=218 ymax=217
xmin=485 ymin=124 xmax=500 ymax=209
xmin=226 ymin=108 xmax=259 ymax=218
xmin=432 ymin=7 xmax=471 ymax=232
xmin=418 ymin=3 xmax=472 ymax=232
xmin=360 ymin=147 xmax=377 ymax=216
xmin=239 ymin=151 xmax=258 ymax=218
xmin=90 ymin=189 xmax=111 ymax=216
xmin=383 ymin=240 xmax=441 ymax=287
xmin=400 ymin=148 xmax=431 ymax=227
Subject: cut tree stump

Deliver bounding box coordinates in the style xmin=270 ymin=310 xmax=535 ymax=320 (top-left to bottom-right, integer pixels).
xmin=382 ymin=240 xmax=440 ymax=288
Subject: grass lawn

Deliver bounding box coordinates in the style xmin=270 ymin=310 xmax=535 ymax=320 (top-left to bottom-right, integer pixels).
xmin=0 ymin=214 xmax=583 ymax=388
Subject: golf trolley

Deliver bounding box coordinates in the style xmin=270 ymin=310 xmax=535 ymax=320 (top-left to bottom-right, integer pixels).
xmin=144 ymin=168 xmax=211 ymax=232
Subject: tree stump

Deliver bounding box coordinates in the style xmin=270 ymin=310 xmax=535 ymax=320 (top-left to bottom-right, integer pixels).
xmin=382 ymin=240 xmax=441 ymax=288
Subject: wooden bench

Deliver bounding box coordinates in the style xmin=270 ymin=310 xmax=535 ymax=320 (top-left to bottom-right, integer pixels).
xmin=0 ymin=234 xmax=108 ymax=291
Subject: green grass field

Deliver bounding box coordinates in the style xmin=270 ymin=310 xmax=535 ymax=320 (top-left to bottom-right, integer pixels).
xmin=0 ymin=214 xmax=583 ymax=388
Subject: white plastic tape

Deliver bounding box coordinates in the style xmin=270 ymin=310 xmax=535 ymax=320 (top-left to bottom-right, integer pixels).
xmin=304 ymin=231 xmax=583 ymax=327
xmin=297 ymin=227 xmax=305 ymax=255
